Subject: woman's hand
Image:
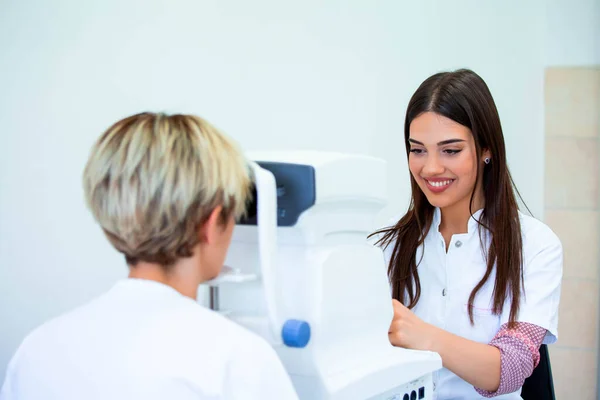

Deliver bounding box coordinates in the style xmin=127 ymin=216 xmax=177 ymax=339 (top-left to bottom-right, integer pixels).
xmin=388 ymin=299 xmax=437 ymax=351
xmin=389 ymin=299 xmax=503 ymax=392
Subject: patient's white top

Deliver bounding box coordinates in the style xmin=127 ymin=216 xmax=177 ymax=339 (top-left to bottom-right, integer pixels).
xmin=0 ymin=279 xmax=298 ymax=400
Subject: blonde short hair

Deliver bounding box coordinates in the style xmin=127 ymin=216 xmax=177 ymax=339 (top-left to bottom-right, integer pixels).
xmin=83 ymin=112 xmax=252 ymax=267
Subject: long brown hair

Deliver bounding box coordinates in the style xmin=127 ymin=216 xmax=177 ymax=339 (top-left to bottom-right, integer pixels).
xmin=372 ymin=69 xmax=526 ymax=327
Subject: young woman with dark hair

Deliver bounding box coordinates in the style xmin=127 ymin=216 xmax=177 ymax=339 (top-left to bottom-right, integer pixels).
xmin=372 ymin=69 xmax=562 ymax=399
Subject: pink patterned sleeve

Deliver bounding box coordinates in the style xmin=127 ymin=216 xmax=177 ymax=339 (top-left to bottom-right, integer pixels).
xmin=475 ymin=322 xmax=547 ymax=397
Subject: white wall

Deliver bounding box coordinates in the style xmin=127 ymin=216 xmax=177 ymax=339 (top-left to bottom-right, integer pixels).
xmin=546 ymin=0 xmax=600 ymax=66
xmin=0 ymin=0 xmax=545 ymax=379
xmin=544 ymin=2 xmax=600 ymax=398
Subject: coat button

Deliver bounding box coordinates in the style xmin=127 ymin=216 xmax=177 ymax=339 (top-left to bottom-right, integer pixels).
xmin=455 ymin=240 xmax=462 ymax=248
xmin=442 ymin=288 xmax=447 ymax=296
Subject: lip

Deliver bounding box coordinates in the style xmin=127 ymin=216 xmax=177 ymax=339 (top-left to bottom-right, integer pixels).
xmin=423 ymin=178 xmax=455 ymax=193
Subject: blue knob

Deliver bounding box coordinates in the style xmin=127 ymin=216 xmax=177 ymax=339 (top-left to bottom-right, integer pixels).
xmin=281 ymin=319 xmax=311 ymax=348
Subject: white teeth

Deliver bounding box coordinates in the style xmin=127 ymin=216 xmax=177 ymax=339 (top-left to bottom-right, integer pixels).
xmin=428 ymin=180 xmax=452 ymax=187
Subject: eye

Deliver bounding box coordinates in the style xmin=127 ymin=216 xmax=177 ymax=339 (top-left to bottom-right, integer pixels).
xmin=410 ymin=148 xmax=425 ymax=155
xmin=443 ymin=149 xmax=462 ymax=155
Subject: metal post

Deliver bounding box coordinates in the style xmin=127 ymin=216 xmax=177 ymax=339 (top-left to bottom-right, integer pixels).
xmin=209 ymin=286 xmax=219 ymax=311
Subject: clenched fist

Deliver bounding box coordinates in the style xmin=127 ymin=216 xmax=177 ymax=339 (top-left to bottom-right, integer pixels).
xmin=388 ymin=299 xmax=438 ymax=351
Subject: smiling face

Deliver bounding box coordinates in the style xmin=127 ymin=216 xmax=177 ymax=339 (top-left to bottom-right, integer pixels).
xmin=408 ymin=112 xmax=490 ymax=214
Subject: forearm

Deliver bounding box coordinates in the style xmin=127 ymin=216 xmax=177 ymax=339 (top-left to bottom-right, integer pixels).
xmin=427 ymin=326 xmax=501 ymax=392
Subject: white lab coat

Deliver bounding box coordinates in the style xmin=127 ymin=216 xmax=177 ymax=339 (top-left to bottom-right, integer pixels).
xmin=382 ymin=208 xmax=563 ymax=400
xmin=0 ymin=279 xmax=299 ymax=400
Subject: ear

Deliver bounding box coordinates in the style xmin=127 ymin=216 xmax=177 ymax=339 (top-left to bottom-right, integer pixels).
xmin=199 ymin=205 xmax=223 ymax=245
xmin=481 ymin=149 xmax=492 ymax=164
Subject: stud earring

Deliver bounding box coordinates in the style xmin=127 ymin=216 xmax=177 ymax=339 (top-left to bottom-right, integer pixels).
xmin=484 ymin=157 xmax=490 ymax=164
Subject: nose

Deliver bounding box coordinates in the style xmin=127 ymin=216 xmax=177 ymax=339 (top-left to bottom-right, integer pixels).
xmin=422 ymin=153 xmax=444 ymax=176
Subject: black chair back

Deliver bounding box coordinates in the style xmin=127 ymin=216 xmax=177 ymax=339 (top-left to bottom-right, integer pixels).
xmin=521 ymin=344 xmax=555 ymax=400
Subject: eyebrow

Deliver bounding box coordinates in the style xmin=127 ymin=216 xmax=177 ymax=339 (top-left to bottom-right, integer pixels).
xmin=408 ymin=138 xmax=466 ymax=146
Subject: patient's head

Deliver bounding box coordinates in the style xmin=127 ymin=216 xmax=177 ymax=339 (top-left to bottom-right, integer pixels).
xmin=83 ymin=112 xmax=251 ymax=282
